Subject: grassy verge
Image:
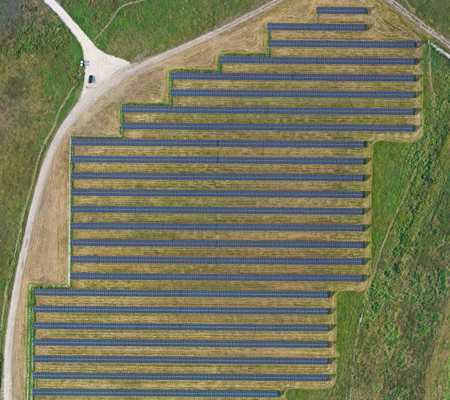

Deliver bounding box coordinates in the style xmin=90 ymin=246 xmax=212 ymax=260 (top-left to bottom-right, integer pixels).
xmin=285 ymin=43 xmax=449 ymax=400
xmin=0 ymin=0 xmax=82 ymax=374
xmin=58 ymin=0 xmax=272 ymax=61
xmin=397 ymin=0 xmax=450 ymax=37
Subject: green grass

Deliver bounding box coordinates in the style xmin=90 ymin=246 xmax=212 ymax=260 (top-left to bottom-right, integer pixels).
xmin=397 ymin=0 xmax=450 ymax=37
xmin=58 ymin=0 xmax=272 ymax=61
xmin=285 ymin=43 xmax=449 ymax=400
xmin=0 ymin=0 xmax=82 ymax=373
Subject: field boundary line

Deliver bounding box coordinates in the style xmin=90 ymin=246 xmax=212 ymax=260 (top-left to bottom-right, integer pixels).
xmin=94 ymin=0 xmax=148 ymax=42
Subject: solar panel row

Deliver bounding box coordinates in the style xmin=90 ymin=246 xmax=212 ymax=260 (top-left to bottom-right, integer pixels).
xmin=170 ymin=72 xmax=416 ymax=82
xmin=70 ymin=273 xmax=364 ymax=282
xmin=71 ymin=205 xmax=364 ymax=215
xmin=34 ymin=371 xmax=330 ymax=381
xmin=71 ymin=239 xmax=364 ymax=249
xmin=71 ymin=189 xmax=365 ymax=198
xmin=33 ymin=355 xmax=329 ymax=365
xmin=269 ymin=40 xmax=416 ymax=48
xmin=34 ymin=305 xmax=330 ymax=315
xmin=219 ymin=56 xmax=415 ymax=65
xmin=33 ymin=289 xmax=330 ymax=298
xmin=72 ymin=155 xmax=365 ymax=165
xmin=121 ymin=105 xmax=414 ymax=115
xmin=34 ymin=322 xmax=330 ymax=332
xmin=170 ymin=89 xmax=415 ymax=98
xmin=268 ymin=23 xmax=367 ymax=31
xmin=71 ymin=138 xmax=366 ymax=148
xmin=71 ymin=172 xmax=365 ymax=181
xmin=33 ymin=338 xmax=329 ymax=348
xmin=71 ymin=222 xmax=364 ymax=231
xmin=32 ymin=389 xmax=280 ymax=398
xmin=70 ymin=256 xmax=364 ymax=265
xmin=316 ymin=7 xmax=366 ymax=14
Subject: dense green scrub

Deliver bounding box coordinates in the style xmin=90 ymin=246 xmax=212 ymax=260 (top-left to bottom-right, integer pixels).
xmin=59 ymin=0 xmax=271 ymax=61
xmin=397 ymin=0 xmax=450 ymax=37
xmin=286 ymin=45 xmax=449 ymax=400
xmin=0 ymin=0 xmax=82 ymax=373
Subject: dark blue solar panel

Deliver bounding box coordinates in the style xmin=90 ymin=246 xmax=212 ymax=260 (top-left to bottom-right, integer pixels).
xmin=122 ymin=122 xmax=414 ymax=131
xmin=70 ymin=256 xmax=364 ymax=265
xmin=71 ymin=189 xmax=364 ymax=198
xmin=34 ymin=322 xmax=329 ymax=332
xmin=316 ymin=7 xmax=366 ymax=14
xmin=219 ymin=56 xmax=415 ymax=65
xmin=71 ymin=273 xmax=364 ymax=282
xmin=34 ymin=371 xmax=329 ymax=381
xmin=269 ymin=40 xmax=416 ymax=48
xmin=121 ymin=105 xmax=414 ymax=115
xmin=34 ymin=355 xmax=329 ymax=365
xmin=71 ymin=137 xmax=366 ymax=147
xmin=268 ymin=23 xmax=367 ymax=31
xmin=32 ymin=389 xmax=280 ymax=398
xmin=170 ymin=72 xmax=416 ymax=82
xmin=34 ymin=305 xmax=330 ymax=315
xmin=171 ymin=89 xmax=415 ymax=99
xmin=71 ymin=205 xmax=364 ymax=215
xmin=71 ymin=172 xmax=365 ymax=181
xmin=33 ymin=289 xmax=329 ymax=298
xmin=71 ymin=239 xmax=364 ymax=249
xmin=71 ymin=222 xmax=364 ymax=231
xmin=72 ymin=155 xmax=364 ymax=165
xmin=33 ymin=338 xmax=329 ymax=348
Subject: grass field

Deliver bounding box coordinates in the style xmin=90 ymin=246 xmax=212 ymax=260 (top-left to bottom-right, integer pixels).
xmin=28 ymin=3 xmax=430 ymax=398
xmin=0 ymin=0 xmax=82 ymax=373
xmin=59 ymin=0 xmax=272 ymax=61
xmin=286 ymin=44 xmax=449 ymax=400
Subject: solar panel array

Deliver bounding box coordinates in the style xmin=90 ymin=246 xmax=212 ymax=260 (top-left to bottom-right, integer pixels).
xmin=170 ymin=72 xmax=416 ymax=81
xmin=316 ymin=7 xmax=367 ymax=14
xmin=268 ymin=23 xmax=367 ymax=31
xmin=170 ymin=89 xmax=416 ymax=98
xmin=269 ymin=40 xmax=416 ymax=48
xmin=219 ymin=56 xmax=415 ymax=65
xmin=122 ymin=122 xmax=414 ymax=131
xmin=32 ymin=6 xmax=422 ymax=397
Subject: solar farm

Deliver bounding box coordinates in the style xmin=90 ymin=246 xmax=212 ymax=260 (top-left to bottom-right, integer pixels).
xmin=30 ymin=5 xmax=422 ymax=399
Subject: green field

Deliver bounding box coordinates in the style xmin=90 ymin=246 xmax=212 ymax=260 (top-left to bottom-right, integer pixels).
xmin=0 ymin=0 xmax=82 ymax=372
xmin=287 ymin=44 xmax=449 ymax=400
xmin=59 ymin=0 xmax=272 ymax=61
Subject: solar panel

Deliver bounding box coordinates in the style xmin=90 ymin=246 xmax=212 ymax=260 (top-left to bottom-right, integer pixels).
xmin=33 ymin=289 xmax=330 ymax=298
xmin=70 ymin=256 xmax=364 ymax=265
xmin=33 ymin=338 xmax=329 ymax=348
xmin=34 ymin=322 xmax=330 ymax=332
xmin=269 ymin=40 xmax=416 ymax=48
xmin=71 ymin=239 xmax=364 ymax=249
xmin=71 ymin=137 xmax=366 ymax=148
xmin=34 ymin=355 xmax=330 ymax=365
xmin=34 ymin=371 xmax=330 ymax=382
xmin=316 ymin=6 xmax=366 ymax=14
xmin=171 ymin=89 xmax=415 ymax=99
xmin=71 ymin=189 xmax=364 ymax=198
xmin=71 ymin=172 xmax=365 ymax=181
xmin=34 ymin=305 xmax=330 ymax=315
xmin=71 ymin=222 xmax=364 ymax=231
xmin=170 ymin=72 xmax=416 ymax=82
xmin=72 ymin=155 xmax=365 ymax=165
xmin=71 ymin=205 xmax=364 ymax=215
xmin=32 ymin=389 xmax=281 ymax=398
xmin=121 ymin=105 xmax=414 ymax=115
xmin=268 ymin=23 xmax=367 ymax=31
xmin=219 ymin=56 xmax=415 ymax=65
xmin=70 ymin=273 xmax=364 ymax=282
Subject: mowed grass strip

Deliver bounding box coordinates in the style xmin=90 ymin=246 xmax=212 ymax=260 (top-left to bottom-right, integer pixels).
xmin=269 ymin=47 xmax=421 ymax=58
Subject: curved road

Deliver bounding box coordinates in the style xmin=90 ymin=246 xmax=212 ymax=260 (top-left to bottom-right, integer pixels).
xmin=1 ymin=0 xmax=288 ymax=399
